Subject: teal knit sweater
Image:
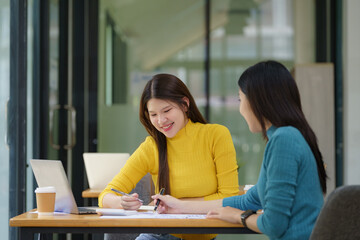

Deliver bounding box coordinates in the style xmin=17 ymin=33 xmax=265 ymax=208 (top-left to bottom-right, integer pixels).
xmin=223 ymin=126 xmax=324 ymax=240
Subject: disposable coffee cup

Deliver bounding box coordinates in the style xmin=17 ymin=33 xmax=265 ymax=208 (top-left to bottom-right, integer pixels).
xmin=35 ymin=186 xmax=56 ymax=216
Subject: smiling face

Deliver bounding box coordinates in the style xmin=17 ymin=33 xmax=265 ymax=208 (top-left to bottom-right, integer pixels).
xmin=238 ymin=89 xmax=263 ymax=133
xmin=147 ymin=98 xmax=189 ymax=138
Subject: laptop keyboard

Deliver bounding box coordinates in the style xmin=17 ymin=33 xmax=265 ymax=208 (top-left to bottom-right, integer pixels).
xmin=78 ymin=207 xmax=98 ymax=214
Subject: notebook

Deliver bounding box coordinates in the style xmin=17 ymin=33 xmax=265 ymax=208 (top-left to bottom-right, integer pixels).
xmin=83 ymin=153 xmax=130 ymax=190
xmin=30 ymin=159 xmax=97 ymax=214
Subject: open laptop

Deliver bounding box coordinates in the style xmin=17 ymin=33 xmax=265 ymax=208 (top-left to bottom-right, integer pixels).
xmin=30 ymin=159 xmax=97 ymax=214
xmin=83 ymin=153 xmax=130 ymax=190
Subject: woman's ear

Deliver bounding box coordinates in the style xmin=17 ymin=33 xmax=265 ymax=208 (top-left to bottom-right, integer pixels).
xmin=182 ymin=97 xmax=190 ymax=111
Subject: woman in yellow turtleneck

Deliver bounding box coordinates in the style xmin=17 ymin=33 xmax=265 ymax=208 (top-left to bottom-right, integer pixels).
xmin=99 ymin=73 xmax=239 ymax=240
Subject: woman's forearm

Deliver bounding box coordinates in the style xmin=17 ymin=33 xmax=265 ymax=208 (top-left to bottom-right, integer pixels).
xmin=245 ymin=213 xmax=262 ymax=233
xmin=179 ymin=197 xmax=204 ymax=201
xmin=102 ymin=193 xmax=123 ymax=209
xmin=179 ymin=198 xmax=223 ymax=214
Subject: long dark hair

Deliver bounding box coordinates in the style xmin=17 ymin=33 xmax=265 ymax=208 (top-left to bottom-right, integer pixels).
xmin=238 ymin=60 xmax=327 ymax=194
xmin=139 ymin=74 xmax=207 ymax=194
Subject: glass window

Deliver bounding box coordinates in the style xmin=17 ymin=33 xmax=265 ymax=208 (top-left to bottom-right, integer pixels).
xmin=0 ymin=1 xmax=10 ymax=238
xmin=209 ymin=0 xmax=294 ymax=187
xmin=26 ymin=0 xmax=34 ymax=213
xmin=48 ymin=0 xmax=60 ymax=160
xmin=98 ymin=0 xmax=207 ymax=153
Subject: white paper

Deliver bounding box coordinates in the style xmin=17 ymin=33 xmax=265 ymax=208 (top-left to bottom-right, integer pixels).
xmin=97 ymin=207 xmax=206 ymax=219
xmin=139 ymin=205 xmax=155 ymax=211
xmin=30 ymin=211 xmax=68 ymax=215
xmin=100 ymin=212 xmax=206 ymax=219
xmin=96 ymin=208 xmax=138 ymax=216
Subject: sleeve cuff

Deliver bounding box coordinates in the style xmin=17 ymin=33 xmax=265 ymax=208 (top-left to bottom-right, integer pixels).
xmin=256 ymin=213 xmax=265 ymax=233
xmin=222 ymin=196 xmax=236 ymax=207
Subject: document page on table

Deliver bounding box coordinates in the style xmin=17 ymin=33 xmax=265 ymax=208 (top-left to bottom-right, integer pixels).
xmin=101 ymin=213 xmax=206 ymax=219
xmin=97 ymin=208 xmax=206 ymax=219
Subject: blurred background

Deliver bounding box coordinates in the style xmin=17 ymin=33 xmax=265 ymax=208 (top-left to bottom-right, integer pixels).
xmin=1 ymin=0 xmax=359 ymax=239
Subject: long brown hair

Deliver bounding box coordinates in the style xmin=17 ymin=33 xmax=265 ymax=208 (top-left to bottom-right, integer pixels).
xmin=238 ymin=60 xmax=327 ymax=194
xmin=139 ymin=74 xmax=206 ymax=194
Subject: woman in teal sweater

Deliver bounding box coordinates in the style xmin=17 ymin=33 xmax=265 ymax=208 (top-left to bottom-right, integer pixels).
xmin=152 ymin=60 xmax=327 ymax=240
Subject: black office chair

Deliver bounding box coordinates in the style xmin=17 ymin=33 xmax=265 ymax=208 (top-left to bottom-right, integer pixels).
xmin=310 ymin=185 xmax=360 ymax=240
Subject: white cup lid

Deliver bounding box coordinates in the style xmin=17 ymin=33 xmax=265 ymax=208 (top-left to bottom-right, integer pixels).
xmin=35 ymin=186 xmax=56 ymax=193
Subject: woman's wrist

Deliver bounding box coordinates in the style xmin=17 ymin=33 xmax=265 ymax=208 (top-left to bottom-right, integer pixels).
xmin=241 ymin=210 xmax=257 ymax=228
xmin=103 ymin=193 xmax=123 ymax=209
xmin=178 ymin=200 xmax=188 ymax=213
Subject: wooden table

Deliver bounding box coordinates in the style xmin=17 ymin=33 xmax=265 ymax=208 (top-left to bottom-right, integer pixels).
xmin=10 ymin=210 xmax=256 ymax=240
xmin=82 ymin=189 xmax=102 ymax=207
xmin=82 ymin=189 xmax=102 ymax=199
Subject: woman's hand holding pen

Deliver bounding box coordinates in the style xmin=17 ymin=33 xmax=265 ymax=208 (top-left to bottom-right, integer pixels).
xmin=102 ymin=192 xmax=141 ymax=210
xmin=151 ymin=194 xmax=183 ymax=214
xmin=119 ymin=192 xmax=143 ymax=210
xmin=102 ymin=192 xmax=143 ymax=210
xmin=109 ymin=188 xmax=143 ymax=210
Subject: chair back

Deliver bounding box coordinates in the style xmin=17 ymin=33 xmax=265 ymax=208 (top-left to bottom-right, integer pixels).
xmin=310 ymin=185 xmax=360 ymax=240
xmin=83 ymin=153 xmax=130 ymax=189
xmin=83 ymin=152 xmax=154 ymax=204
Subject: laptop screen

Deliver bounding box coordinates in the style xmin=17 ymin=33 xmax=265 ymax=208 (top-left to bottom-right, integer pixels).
xmin=30 ymin=159 xmax=79 ymax=214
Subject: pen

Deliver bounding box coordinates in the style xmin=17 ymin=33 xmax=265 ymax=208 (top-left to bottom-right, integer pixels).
xmin=154 ymin=188 xmax=165 ymax=212
xmin=111 ymin=188 xmax=143 ymax=203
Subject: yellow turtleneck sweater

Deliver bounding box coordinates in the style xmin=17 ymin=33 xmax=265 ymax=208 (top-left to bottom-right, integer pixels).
xmin=99 ymin=120 xmax=239 ymax=240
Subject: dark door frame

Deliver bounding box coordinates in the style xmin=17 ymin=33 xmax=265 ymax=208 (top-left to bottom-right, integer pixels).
xmin=9 ymin=0 xmax=28 ymax=240
xmin=315 ymin=0 xmax=343 ymax=186
xmin=9 ymin=0 xmax=99 ymax=239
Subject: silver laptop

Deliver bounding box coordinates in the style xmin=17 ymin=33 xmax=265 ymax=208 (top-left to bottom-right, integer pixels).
xmin=30 ymin=159 xmax=97 ymax=214
xmin=83 ymin=153 xmax=130 ymax=190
